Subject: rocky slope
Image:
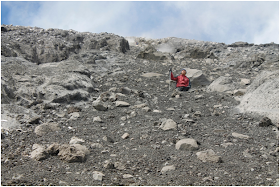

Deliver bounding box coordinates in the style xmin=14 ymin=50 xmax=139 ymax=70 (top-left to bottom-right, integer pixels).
xmin=1 ymin=24 xmax=279 ymax=186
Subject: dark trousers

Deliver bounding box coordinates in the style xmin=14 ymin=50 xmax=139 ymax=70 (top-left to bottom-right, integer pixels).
xmin=176 ymin=87 xmax=190 ymax=91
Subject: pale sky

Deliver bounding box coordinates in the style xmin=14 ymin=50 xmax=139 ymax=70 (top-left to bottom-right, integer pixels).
xmin=1 ymin=1 xmax=279 ymax=44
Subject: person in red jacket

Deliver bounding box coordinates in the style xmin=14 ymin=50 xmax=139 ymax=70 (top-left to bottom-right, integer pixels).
xmin=169 ymin=68 xmax=191 ymax=91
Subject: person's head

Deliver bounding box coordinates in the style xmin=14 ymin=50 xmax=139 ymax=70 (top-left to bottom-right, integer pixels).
xmin=181 ymin=68 xmax=187 ymax=75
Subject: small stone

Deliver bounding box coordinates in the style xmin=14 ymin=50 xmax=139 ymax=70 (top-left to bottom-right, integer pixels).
xmin=120 ymin=116 xmax=127 ymax=121
xmin=166 ymin=108 xmax=175 ymax=111
xmin=116 ymin=101 xmax=130 ymax=107
xmin=123 ymin=174 xmax=133 ymax=179
xmin=160 ymin=119 xmax=177 ymax=131
xmin=93 ymin=116 xmax=103 ymax=123
xmin=28 ymin=116 xmax=41 ymax=124
xmin=203 ymin=176 xmax=213 ymax=182
xmin=153 ymin=110 xmax=162 ymax=113
xmin=115 ymin=162 xmax=126 ymax=170
xmin=92 ymin=171 xmax=105 ymax=181
xmin=47 ymin=143 xmax=60 ymax=155
xmin=12 ymin=174 xmax=24 ymax=180
xmin=90 ymin=143 xmax=103 ymax=149
xmin=30 ymin=144 xmax=49 ymax=161
xmin=193 ymin=111 xmax=202 ymax=117
xmin=121 ymin=133 xmax=130 ymax=139
xmin=69 ymin=136 xmax=85 ymax=145
xmin=213 ymin=104 xmax=223 ymax=108
xmin=240 ymin=78 xmax=250 ymax=85
xmin=134 ymin=103 xmax=147 ymax=108
xmin=56 ymin=112 xmax=66 ymax=118
xmin=120 ymin=87 xmax=132 ymax=95
xmin=259 ymin=117 xmax=272 ymax=127
xmin=194 ymin=95 xmax=204 ymax=100
xmin=182 ymin=114 xmax=190 ymax=118
xmin=161 ymin=165 xmax=175 ymax=173
xmin=142 ymin=107 xmax=151 ymax=112
xmin=233 ymin=89 xmax=246 ymax=96
xmin=103 ymin=136 xmax=114 ymax=143
xmin=243 ymin=149 xmax=253 ymax=158
xmin=59 ymin=181 xmax=68 ymax=186
xmin=103 ymin=160 xmax=115 ymax=169
xmin=69 ymin=112 xmax=80 ymax=120
xmin=232 ymin=132 xmax=250 ymax=139
xmin=175 ymin=138 xmax=199 ymax=151
xmin=92 ymin=100 xmax=108 ymax=111
xmin=67 ymin=106 xmax=81 ymax=114
xmin=196 ymin=149 xmax=222 ymax=163
xmin=221 ymin=142 xmax=233 ymax=148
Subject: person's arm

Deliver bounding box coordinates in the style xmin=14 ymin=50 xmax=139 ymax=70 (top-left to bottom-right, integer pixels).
xmin=170 ymin=71 xmax=178 ymax=81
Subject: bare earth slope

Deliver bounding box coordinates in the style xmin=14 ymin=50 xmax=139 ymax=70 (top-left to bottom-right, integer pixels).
xmin=1 ymin=25 xmax=279 ymax=186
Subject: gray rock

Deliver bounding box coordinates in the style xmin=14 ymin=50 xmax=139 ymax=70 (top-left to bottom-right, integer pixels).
xmin=121 ymin=133 xmax=130 ymax=139
xmin=243 ymin=149 xmax=253 ymax=158
xmin=120 ymin=87 xmax=132 ymax=95
xmin=46 ymin=143 xmax=60 ymax=155
xmin=240 ymin=78 xmax=251 ymax=85
xmin=69 ymin=136 xmax=85 ymax=144
xmin=103 ymin=136 xmax=114 ymax=143
xmin=92 ymin=171 xmax=105 ymax=181
xmin=142 ymin=106 xmax=151 ymax=112
xmin=34 ymin=122 xmax=60 ymax=136
xmin=90 ymin=143 xmax=103 ymax=149
xmin=103 ymin=160 xmax=115 ymax=169
xmin=1 ymin=104 xmax=41 ymax=129
xmin=207 ymin=76 xmax=236 ymax=93
xmin=235 ymin=71 xmax=279 ymax=125
xmin=160 ymin=119 xmax=177 ymax=131
xmin=123 ymin=174 xmax=134 ymax=179
xmin=175 ymin=138 xmax=199 ymax=151
xmin=29 ymin=144 xmax=49 ymax=161
xmin=259 ymin=117 xmax=272 ymax=127
xmin=221 ymin=142 xmax=234 ymax=148
xmin=232 ymin=132 xmax=250 ymax=139
xmin=233 ymin=89 xmax=246 ymax=96
xmin=196 ymin=149 xmax=222 ymax=163
xmin=69 ymin=112 xmax=80 ymax=120
xmin=58 ymin=144 xmax=89 ymax=163
xmin=116 ymin=101 xmax=130 ymax=107
xmin=134 ymin=103 xmax=147 ymax=108
xmin=193 ymin=111 xmax=202 ymax=117
xmin=93 ymin=116 xmax=103 ymax=123
xmin=184 ymin=68 xmax=211 ymax=87
xmin=161 ymin=165 xmax=176 ymax=173
xmin=92 ymin=100 xmax=108 ymax=111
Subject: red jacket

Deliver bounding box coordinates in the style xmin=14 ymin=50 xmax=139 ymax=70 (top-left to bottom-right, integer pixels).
xmin=171 ymin=72 xmax=190 ymax=87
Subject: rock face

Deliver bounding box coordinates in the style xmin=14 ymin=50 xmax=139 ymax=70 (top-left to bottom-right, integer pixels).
xmin=235 ymin=71 xmax=279 ymax=125
xmin=1 ymin=25 xmax=279 ymax=186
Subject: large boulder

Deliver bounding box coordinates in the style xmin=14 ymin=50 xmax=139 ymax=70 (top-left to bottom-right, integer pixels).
xmin=235 ymin=71 xmax=279 ymax=125
xmin=207 ymin=76 xmax=236 ymax=93
xmin=1 ymin=104 xmax=41 ymax=129
xmin=184 ymin=68 xmax=211 ymax=87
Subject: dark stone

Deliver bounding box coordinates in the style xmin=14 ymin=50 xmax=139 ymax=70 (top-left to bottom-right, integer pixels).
xmin=259 ymin=117 xmax=272 ymax=127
